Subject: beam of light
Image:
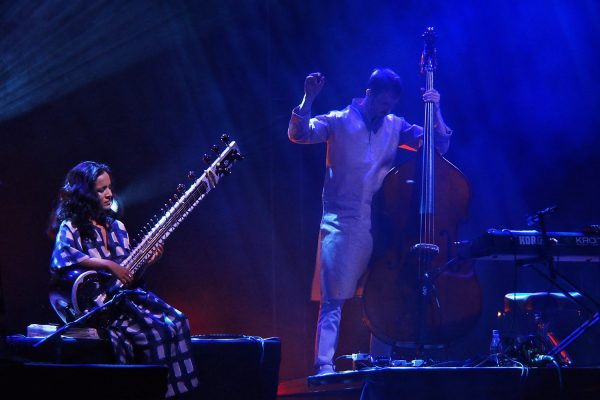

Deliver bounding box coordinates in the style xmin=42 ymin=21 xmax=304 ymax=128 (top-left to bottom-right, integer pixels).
xmin=0 ymin=1 xmax=225 ymax=123
xmin=116 ymin=165 xmax=179 ymax=210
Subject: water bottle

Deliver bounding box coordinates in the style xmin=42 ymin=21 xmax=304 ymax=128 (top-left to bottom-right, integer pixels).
xmin=489 ymin=329 xmax=502 ymax=364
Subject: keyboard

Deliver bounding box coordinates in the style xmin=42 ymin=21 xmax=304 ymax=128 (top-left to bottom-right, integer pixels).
xmin=457 ymin=229 xmax=600 ymax=263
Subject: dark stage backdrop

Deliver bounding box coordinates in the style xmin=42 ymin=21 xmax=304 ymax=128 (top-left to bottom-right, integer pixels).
xmin=1 ymin=0 xmax=599 ymax=379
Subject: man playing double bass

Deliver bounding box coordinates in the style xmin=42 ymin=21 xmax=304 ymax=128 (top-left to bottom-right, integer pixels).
xmin=287 ymin=68 xmax=453 ymax=375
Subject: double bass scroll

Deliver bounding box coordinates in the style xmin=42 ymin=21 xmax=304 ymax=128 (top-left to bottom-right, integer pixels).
xmin=360 ymin=27 xmax=482 ymax=350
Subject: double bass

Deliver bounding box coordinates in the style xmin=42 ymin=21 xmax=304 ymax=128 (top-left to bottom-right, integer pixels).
xmin=361 ymin=27 xmax=482 ymax=351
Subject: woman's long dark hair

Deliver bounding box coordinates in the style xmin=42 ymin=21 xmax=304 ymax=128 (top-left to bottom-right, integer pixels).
xmin=47 ymin=161 xmax=114 ymax=241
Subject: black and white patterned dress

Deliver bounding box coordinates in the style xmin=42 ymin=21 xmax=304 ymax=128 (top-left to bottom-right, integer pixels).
xmin=51 ymin=219 xmax=199 ymax=398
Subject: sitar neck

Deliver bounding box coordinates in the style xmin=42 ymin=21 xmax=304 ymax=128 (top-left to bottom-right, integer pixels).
xmin=121 ymin=139 xmax=241 ymax=278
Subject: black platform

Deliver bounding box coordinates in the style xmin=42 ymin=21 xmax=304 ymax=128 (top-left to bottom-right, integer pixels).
xmin=278 ymin=366 xmax=600 ymax=400
xmin=0 ymin=362 xmax=168 ymax=400
xmin=3 ymin=334 xmax=281 ymax=400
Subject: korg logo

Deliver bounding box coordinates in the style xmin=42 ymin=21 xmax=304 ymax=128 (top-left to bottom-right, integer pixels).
xmin=576 ymin=236 xmax=599 ymax=246
xmin=518 ymin=235 xmax=544 ymax=246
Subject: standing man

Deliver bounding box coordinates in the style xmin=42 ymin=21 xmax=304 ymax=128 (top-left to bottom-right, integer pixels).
xmin=288 ymin=68 xmax=453 ymax=375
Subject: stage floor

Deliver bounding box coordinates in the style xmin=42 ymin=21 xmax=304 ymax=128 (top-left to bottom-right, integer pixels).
xmin=278 ymin=365 xmax=600 ymax=400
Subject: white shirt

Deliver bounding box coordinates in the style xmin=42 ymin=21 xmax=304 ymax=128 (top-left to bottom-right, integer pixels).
xmin=288 ymin=98 xmax=452 ymax=300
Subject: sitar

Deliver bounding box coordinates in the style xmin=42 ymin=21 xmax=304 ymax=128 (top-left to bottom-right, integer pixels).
xmin=49 ymin=135 xmax=242 ymax=323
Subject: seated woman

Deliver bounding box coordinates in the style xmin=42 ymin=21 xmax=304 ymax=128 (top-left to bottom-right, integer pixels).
xmin=47 ymin=160 xmax=199 ymax=399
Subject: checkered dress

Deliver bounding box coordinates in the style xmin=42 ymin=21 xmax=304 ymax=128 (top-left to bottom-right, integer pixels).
xmin=51 ymin=219 xmax=200 ymax=398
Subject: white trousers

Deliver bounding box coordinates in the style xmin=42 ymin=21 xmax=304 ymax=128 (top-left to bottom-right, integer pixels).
xmin=314 ymin=299 xmax=344 ymax=369
xmin=314 ymin=299 xmax=392 ymax=371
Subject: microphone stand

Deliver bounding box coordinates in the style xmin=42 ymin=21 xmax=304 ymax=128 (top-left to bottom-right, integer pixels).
xmin=536 ymin=207 xmax=557 ymax=279
xmin=33 ymin=290 xmax=132 ymax=349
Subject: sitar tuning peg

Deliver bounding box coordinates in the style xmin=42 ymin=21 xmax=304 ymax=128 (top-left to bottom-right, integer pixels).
xmin=211 ymin=144 xmax=220 ymax=154
xmin=202 ymin=154 xmax=211 ymax=164
xmin=221 ymin=133 xmax=230 ymax=144
xmin=218 ymin=167 xmax=232 ymax=176
xmin=231 ymin=149 xmax=244 ymax=160
xmin=177 ymin=184 xmax=186 ymax=193
xmin=187 ymin=171 xmax=196 ymax=180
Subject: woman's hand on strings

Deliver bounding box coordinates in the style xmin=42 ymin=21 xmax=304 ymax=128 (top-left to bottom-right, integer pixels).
xmin=148 ymin=243 xmax=164 ymax=265
xmin=105 ymin=260 xmax=134 ymax=285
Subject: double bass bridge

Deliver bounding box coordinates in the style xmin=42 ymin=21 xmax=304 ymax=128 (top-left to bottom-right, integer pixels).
xmin=410 ymin=242 xmax=440 ymax=256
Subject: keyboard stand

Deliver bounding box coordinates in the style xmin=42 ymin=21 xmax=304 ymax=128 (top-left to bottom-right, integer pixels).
xmin=521 ymin=211 xmax=600 ymax=362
